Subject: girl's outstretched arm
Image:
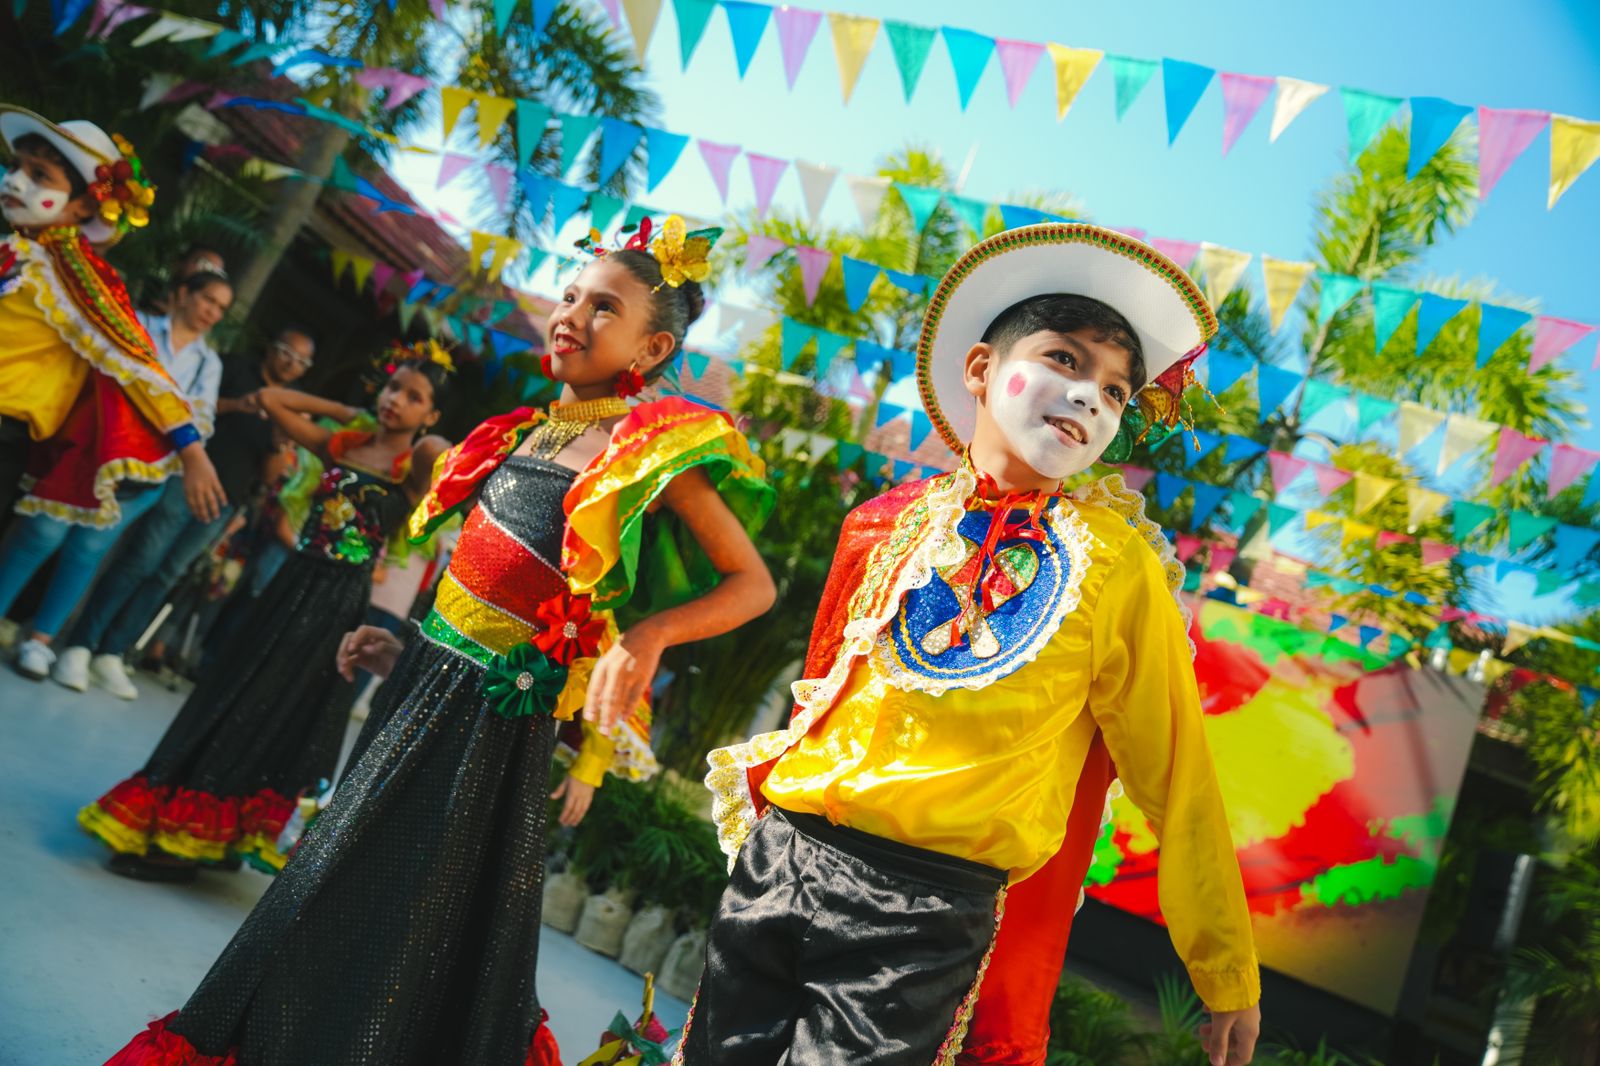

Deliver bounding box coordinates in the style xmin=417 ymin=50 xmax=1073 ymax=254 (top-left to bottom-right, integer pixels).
xmin=583 ymin=466 xmax=776 ymax=736
xmin=254 ymin=386 xmax=363 ymax=462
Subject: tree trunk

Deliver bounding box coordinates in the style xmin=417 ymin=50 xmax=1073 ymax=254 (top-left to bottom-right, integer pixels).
xmin=228 ymin=121 xmax=352 ymax=324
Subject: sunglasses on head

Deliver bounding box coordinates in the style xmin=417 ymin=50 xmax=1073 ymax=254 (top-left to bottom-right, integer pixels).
xmin=270 ymin=342 xmax=313 ymax=369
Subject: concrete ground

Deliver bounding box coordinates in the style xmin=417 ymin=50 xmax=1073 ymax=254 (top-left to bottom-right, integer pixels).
xmin=0 ymin=659 xmax=685 ymax=1065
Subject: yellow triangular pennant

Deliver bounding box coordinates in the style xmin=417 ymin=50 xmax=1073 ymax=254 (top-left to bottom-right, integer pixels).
xmin=1436 ymin=414 xmax=1498 ymax=475
xmin=1196 ymin=244 xmax=1252 ymax=310
xmin=1549 ymin=115 xmax=1600 ymax=210
xmin=1501 ymin=622 xmax=1535 ymax=656
xmin=329 ymin=248 xmax=351 ymax=284
xmin=828 ymin=13 xmax=880 ymax=105
xmin=1341 ymin=520 xmax=1378 ymax=550
xmin=1406 ymin=485 xmax=1450 ymax=531
xmin=348 ymin=255 xmax=374 ymax=292
xmin=1304 ymin=510 xmax=1339 ymax=531
xmin=469 ymin=230 xmax=494 ymax=275
xmin=1045 ymin=44 xmax=1102 ymax=121
xmin=1481 ymin=658 xmax=1512 ymax=685
xmin=475 ymin=92 xmax=516 ymax=148
xmin=1353 ymin=473 xmax=1398 ymax=515
xmin=620 ymin=0 xmax=662 ymax=64
xmin=440 ymin=86 xmax=474 ymax=139
xmin=1259 ymin=256 xmax=1315 ymax=333
xmin=1446 ymin=648 xmax=1476 ymax=675
xmin=1234 ymin=587 xmax=1267 ymax=605
xmin=486 ymin=235 xmax=523 ymax=282
xmin=1398 ymin=401 xmax=1447 ymax=454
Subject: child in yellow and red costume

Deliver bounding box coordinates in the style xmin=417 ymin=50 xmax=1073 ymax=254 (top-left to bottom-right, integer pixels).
xmin=682 ymin=224 xmax=1262 ymax=1066
xmin=102 ymin=217 xmax=777 ymax=1066
xmin=0 ymin=105 xmax=226 ymax=679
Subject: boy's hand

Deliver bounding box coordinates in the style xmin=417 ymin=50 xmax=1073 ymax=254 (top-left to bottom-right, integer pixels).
xmin=583 ymin=622 xmax=665 ymax=739
xmin=1199 ymin=1005 xmax=1260 ymax=1065
xmin=179 ymin=442 xmax=227 ymax=522
xmin=336 ymin=625 xmax=405 ymax=681
xmin=550 ymin=776 xmax=596 ymax=827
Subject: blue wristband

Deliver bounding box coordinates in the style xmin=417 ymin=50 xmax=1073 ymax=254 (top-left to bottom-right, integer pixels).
xmin=169 ymin=423 xmax=201 ymax=450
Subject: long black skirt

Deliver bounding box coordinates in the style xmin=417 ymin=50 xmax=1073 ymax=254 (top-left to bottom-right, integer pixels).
xmin=143 ymin=636 xmax=559 ymax=1065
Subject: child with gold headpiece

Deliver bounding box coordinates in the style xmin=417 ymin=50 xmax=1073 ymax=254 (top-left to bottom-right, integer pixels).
xmin=682 ymin=224 xmax=1261 ymax=1066
xmin=102 ymin=217 xmax=777 ymax=1066
xmin=0 ymin=105 xmax=226 ymax=680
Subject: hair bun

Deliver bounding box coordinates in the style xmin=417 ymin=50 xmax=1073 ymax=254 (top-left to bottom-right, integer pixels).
xmin=680 ymin=280 xmax=706 ymax=327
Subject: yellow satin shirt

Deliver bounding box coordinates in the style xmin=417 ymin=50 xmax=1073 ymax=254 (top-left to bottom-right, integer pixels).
xmin=0 ymin=279 xmax=188 ymax=440
xmin=761 ymin=500 xmax=1260 ymax=1011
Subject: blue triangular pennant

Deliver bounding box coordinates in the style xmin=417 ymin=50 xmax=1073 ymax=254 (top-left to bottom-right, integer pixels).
xmin=722 ymin=0 xmax=772 ymax=78
xmin=1224 ymin=435 xmax=1266 ymax=463
xmin=1161 ymin=58 xmax=1215 ymax=145
xmin=855 ymin=340 xmax=893 ymax=373
xmin=1357 ymin=625 xmax=1383 ymax=649
xmin=1154 ymin=472 xmax=1188 ymax=510
xmin=549 ymin=182 xmax=589 ymax=231
xmin=1555 ymin=524 xmax=1600 ymax=571
xmin=1329 ymin=614 xmax=1348 ymax=632
xmin=812 ymin=330 xmax=851 ymax=377
xmin=530 ymin=0 xmax=557 ymax=33
xmin=941 ymin=27 xmax=995 ymax=110
xmin=1256 ymin=364 xmax=1303 ymax=418
xmin=597 ymin=118 xmax=645 ymax=184
xmin=948 ymin=193 xmax=989 ymax=235
xmin=644 ymin=127 xmax=689 ymax=191
xmin=895 ymin=183 xmax=944 ymax=231
xmin=908 ymin=410 xmax=935 ymax=451
xmin=892 ymin=459 xmax=916 ymax=482
xmin=487 ymin=328 xmax=530 ymax=359
xmin=780 ymin=318 xmax=817 ymax=370
xmin=882 ymin=269 xmax=927 ymax=296
xmin=999 ymin=203 xmax=1050 ymax=230
xmin=888 ymin=347 xmax=917 ymax=380
xmin=1206 ymin=351 xmax=1252 ymax=395
xmin=204 ymin=28 xmax=247 ymax=58
xmin=1183 ymin=429 xmax=1223 ymax=469
xmin=841 ymin=257 xmax=879 ymax=312
xmin=1342 ymin=87 xmax=1404 ymax=158
xmin=685 ymin=351 xmax=711 ymax=379
xmin=1415 ymin=292 xmax=1470 ymax=355
xmin=874 ymin=402 xmax=907 ymax=428
xmin=1476 ymin=303 xmax=1532 ymax=368
xmin=1192 ymin=483 xmax=1228 ymax=526
xmin=1371 ymin=283 xmax=1420 ymax=353
xmin=1407 ymin=97 xmax=1473 ymax=179
xmin=673 ymin=0 xmax=717 ymax=68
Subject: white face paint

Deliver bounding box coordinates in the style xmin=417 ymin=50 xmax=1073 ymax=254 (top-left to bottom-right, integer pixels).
xmin=987 ymin=358 xmax=1121 ymax=481
xmin=0 ymin=167 xmax=73 ymax=230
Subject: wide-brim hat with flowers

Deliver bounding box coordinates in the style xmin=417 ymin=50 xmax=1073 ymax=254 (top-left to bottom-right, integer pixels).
xmin=916 ymin=222 xmax=1218 ymax=458
xmin=0 ymin=105 xmax=153 ymax=245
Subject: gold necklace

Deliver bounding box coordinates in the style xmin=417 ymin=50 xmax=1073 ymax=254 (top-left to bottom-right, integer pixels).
xmin=523 ymin=396 xmax=631 ymax=460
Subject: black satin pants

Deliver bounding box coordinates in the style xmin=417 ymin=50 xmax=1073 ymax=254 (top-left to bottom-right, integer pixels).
xmin=679 ymin=807 xmax=1006 ymax=1065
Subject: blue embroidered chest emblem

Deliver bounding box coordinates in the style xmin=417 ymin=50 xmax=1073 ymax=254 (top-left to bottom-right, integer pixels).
xmin=883 ymin=506 xmax=1074 ymax=685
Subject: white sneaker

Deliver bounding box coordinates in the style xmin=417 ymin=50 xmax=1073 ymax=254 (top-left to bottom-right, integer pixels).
xmin=52 ymin=646 xmax=91 ymax=692
xmin=90 ymin=654 xmax=140 ymax=701
xmin=14 ymin=639 xmax=55 ymax=681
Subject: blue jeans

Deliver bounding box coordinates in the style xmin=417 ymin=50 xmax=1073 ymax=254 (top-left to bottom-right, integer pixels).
xmin=67 ymin=478 xmax=232 ymax=656
xmin=0 ymin=483 xmax=166 ymax=639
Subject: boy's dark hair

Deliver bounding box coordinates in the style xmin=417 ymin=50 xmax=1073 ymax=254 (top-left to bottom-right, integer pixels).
xmin=390 ymin=357 xmax=452 ymax=411
xmin=981 ymin=293 xmax=1148 ymax=395
xmin=177 ymin=270 xmax=231 ymax=296
xmin=609 ymin=248 xmax=708 ymax=382
xmin=10 ymin=133 xmax=88 ymax=200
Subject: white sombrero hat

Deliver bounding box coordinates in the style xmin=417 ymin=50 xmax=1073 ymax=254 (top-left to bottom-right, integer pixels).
xmin=0 ymin=105 xmax=128 ymax=245
xmin=916 ymin=222 xmax=1218 ymax=455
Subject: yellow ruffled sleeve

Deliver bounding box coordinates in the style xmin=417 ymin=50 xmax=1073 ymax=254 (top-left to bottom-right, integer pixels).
xmin=567 ymin=721 xmax=618 ymax=788
xmin=1086 ymin=536 xmax=1261 ymax=1013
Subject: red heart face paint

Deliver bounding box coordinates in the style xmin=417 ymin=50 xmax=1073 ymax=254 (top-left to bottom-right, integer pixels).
xmin=987 ymin=360 xmax=1120 ymax=480
xmin=1005 ymin=371 xmax=1027 ymax=397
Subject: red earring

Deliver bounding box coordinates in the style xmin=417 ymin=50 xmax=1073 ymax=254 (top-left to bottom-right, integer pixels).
xmin=615 ymin=362 xmax=645 ymax=398
xmin=540 ymin=354 xmax=554 ymax=378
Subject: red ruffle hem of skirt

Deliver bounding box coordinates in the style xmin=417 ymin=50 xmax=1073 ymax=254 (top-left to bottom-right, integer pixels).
xmin=96 ymin=775 xmax=169 ymax=834
xmin=235 ymin=788 xmax=294 ymax=842
xmin=526 ymin=1010 xmax=562 ymax=1065
xmin=104 ymin=1012 xmax=237 ymax=1066
xmin=154 ymin=787 xmax=239 ymax=845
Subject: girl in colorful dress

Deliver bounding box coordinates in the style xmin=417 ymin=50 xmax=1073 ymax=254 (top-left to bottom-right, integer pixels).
xmin=103 ymin=217 xmax=776 ymax=1066
xmin=78 ymin=351 xmax=451 ymax=880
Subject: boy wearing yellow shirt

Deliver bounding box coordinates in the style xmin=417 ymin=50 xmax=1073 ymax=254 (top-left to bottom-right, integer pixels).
xmin=682 ymin=225 xmax=1261 ymax=1066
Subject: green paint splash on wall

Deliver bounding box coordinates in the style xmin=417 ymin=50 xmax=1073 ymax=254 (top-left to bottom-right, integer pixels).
xmin=1299 ymin=854 xmax=1436 ymax=908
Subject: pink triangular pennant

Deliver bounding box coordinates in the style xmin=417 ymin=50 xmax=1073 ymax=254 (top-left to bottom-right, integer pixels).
xmin=697 ymin=139 xmax=741 ymax=203
xmin=1114 ymin=225 xmax=1147 ymax=241
xmin=744 ymin=233 xmax=787 ymax=276
xmin=1491 ymin=428 xmax=1548 ymax=486
xmin=485 ymin=164 xmax=511 ymax=210
xmin=1422 ymin=541 xmax=1459 ymax=566
xmin=994 ymin=39 xmax=1046 ymax=108
xmin=370 ymin=261 xmax=396 ymax=296
xmin=1150 ymin=238 xmax=1200 ymax=269
xmin=599 ymin=0 xmax=621 ymax=28
xmin=1377 ymin=530 xmax=1412 ymax=548
xmin=1267 ymin=451 xmax=1309 ymax=494
xmin=1478 ymin=107 xmax=1550 ymax=200
xmin=1530 ymin=316 xmax=1595 ymax=373
xmin=428 ymin=0 xmax=446 ymax=18
xmin=1312 ymin=463 xmax=1353 ymax=496
xmin=773 ymin=7 xmax=823 ymax=90
xmin=1209 ymin=546 xmax=1237 ymax=572
xmin=1549 ymin=443 xmax=1600 ymax=498
xmin=88 ymin=0 xmax=151 ymax=38
xmin=437 ymin=153 xmax=473 ymax=190
xmin=1219 ymin=72 xmax=1275 ymax=156
xmin=793 ymin=246 xmax=834 ymax=306
xmin=747 ymin=153 xmax=790 ymax=215
xmin=1175 ymin=534 xmax=1203 ymax=562
xmin=1119 ymin=465 xmax=1154 ymax=491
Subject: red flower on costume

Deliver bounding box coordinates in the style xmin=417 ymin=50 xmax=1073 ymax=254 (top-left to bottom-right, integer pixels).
xmin=532 ymin=591 xmax=605 ymax=665
xmin=614 ymin=365 xmax=645 ymax=398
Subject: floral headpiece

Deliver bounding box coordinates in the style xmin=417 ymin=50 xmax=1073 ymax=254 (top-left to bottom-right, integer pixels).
xmin=1101 ymin=344 xmax=1215 ymax=464
xmin=90 ymin=134 xmax=155 ymax=238
xmin=574 ymin=213 xmax=722 ymax=292
xmin=383 ymin=338 xmax=456 ymax=375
